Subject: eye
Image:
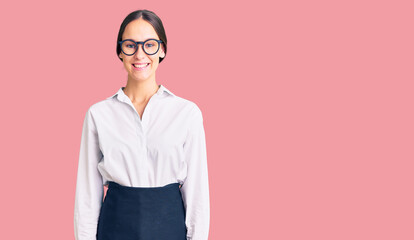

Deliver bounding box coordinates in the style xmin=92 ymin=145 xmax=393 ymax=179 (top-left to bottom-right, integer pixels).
xmin=126 ymin=44 xmax=136 ymax=48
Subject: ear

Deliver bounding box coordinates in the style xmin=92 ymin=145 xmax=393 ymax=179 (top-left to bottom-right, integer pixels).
xmin=159 ymin=44 xmax=166 ymax=58
xmin=160 ymin=51 xmax=165 ymax=58
xmin=119 ymin=53 xmax=123 ymax=59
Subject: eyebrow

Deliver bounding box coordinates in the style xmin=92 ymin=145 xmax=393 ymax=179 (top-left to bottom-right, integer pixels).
xmin=122 ymin=38 xmax=159 ymax=41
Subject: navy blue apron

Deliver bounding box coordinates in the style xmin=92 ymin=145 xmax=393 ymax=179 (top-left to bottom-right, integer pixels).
xmin=96 ymin=181 xmax=187 ymax=240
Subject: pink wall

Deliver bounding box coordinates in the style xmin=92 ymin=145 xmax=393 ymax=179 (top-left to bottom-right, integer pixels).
xmin=1 ymin=0 xmax=413 ymax=239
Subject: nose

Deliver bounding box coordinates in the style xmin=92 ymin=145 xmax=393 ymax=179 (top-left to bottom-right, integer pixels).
xmin=135 ymin=43 xmax=146 ymax=58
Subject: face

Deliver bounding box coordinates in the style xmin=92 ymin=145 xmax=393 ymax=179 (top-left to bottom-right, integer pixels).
xmin=119 ymin=18 xmax=166 ymax=83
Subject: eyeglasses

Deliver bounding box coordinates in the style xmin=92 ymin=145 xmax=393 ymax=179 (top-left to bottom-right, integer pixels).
xmin=118 ymin=38 xmax=163 ymax=56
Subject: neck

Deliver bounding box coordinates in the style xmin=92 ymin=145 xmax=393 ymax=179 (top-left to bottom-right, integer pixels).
xmin=123 ymin=79 xmax=160 ymax=103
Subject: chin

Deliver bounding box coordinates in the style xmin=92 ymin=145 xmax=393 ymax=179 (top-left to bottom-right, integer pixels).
xmin=130 ymin=73 xmax=152 ymax=81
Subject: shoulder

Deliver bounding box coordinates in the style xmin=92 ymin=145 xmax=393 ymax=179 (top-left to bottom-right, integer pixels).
xmin=171 ymin=95 xmax=204 ymax=121
xmin=83 ymin=97 xmax=115 ymax=118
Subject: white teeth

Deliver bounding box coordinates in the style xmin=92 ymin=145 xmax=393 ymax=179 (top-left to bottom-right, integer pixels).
xmin=133 ymin=63 xmax=148 ymax=68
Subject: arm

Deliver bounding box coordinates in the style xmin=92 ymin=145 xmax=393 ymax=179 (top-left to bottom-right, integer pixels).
xmin=74 ymin=108 xmax=104 ymax=240
xmin=180 ymin=105 xmax=210 ymax=240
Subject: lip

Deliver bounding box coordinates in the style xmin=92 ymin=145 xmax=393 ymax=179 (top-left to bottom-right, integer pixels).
xmin=132 ymin=63 xmax=150 ymax=71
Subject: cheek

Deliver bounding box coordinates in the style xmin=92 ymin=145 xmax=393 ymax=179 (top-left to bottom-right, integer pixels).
xmin=124 ymin=61 xmax=131 ymax=69
xmin=150 ymin=56 xmax=160 ymax=66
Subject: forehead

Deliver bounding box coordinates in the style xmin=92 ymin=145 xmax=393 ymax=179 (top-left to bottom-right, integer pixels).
xmin=122 ymin=19 xmax=159 ymax=41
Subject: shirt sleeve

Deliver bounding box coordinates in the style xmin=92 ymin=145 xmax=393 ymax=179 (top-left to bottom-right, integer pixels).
xmin=74 ymin=107 xmax=104 ymax=240
xmin=180 ymin=105 xmax=210 ymax=240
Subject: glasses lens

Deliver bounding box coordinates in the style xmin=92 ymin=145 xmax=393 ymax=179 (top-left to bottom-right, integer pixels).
xmin=121 ymin=40 xmax=137 ymax=55
xmin=143 ymin=40 xmax=160 ymax=55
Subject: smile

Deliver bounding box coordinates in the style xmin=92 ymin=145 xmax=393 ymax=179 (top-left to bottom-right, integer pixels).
xmin=132 ymin=63 xmax=150 ymax=70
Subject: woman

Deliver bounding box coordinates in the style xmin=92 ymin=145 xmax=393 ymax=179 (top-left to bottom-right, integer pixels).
xmin=74 ymin=9 xmax=210 ymax=240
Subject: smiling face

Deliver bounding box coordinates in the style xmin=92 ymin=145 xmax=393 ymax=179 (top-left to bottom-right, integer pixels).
xmin=119 ymin=18 xmax=166 ymax=83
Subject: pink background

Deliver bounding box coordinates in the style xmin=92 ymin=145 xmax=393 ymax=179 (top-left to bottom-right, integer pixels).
xmin=1 ymin=0 xmax=413 ymax=239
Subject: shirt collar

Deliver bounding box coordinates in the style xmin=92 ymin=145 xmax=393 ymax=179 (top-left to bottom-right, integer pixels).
xmin=107 ymin=84 xmax=175 ymax=100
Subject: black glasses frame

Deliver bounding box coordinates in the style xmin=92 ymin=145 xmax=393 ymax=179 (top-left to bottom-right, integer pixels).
xmin=118 ymin=38 xmax=163 ymax=56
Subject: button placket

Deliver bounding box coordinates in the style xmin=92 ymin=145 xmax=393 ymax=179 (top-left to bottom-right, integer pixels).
xmin=120 ymin=87 xmax=160 ymax=149
xmin=141 ymin=98 xmax=155 ymax=160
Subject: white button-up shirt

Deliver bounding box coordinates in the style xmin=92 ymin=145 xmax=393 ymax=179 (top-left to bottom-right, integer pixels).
xmin=74 ymin=84 xmax=210 ymax=240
